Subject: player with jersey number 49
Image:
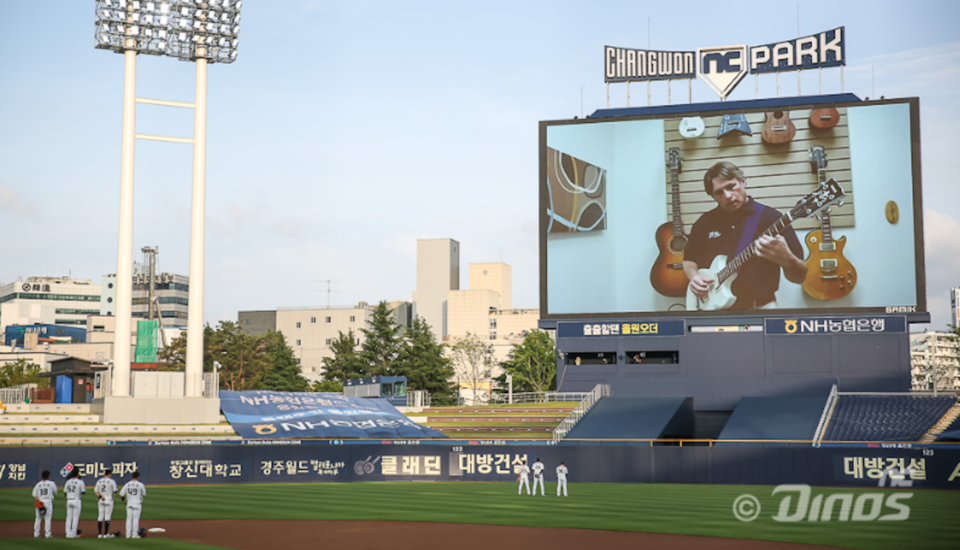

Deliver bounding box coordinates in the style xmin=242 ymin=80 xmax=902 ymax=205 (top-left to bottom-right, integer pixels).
xmin=120 ymin=471 xmax=147 ymax=539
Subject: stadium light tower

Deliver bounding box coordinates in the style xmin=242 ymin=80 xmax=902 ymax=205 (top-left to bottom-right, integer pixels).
xmin=95 ymin=0 xmax=242 ymax=401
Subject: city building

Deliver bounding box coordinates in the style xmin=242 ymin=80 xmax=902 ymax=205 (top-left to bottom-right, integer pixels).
xmin=910 ymin=330 xmax=960 ymax=391
xmin=0 ymin=276 xmax=101 ymax=330
xmin=102 ymin=265 xmax=189 ymax=329
xmin=239 ymin=303 xmax=377 ymax=383
xmin=412 ymin=238 xmax=459 ymax=341
xmin=951 ymin=286 xmax=960 ymax=329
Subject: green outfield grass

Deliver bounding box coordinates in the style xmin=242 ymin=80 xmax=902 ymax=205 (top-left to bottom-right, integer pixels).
xmin=1 ymin=482 xmax=958 ymax=549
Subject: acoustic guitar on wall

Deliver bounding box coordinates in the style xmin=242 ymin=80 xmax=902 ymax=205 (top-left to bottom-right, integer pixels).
xmin=809 ymin=107 xmax=840 ymax=129
xmin=761 ymin=111 xmax=797 ymax=144
xmin=802 ymin=146 xmax=857 ymax=300
xmin=650 ymin=147 xmax=689 ymax=297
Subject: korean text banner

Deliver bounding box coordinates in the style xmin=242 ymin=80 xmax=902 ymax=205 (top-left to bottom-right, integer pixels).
xmin=219 ymin=391 xmax=447 ymax=439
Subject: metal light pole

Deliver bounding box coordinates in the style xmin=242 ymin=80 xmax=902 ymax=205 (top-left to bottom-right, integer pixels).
xmin=95 ymin=0 xmax=243 ymax=399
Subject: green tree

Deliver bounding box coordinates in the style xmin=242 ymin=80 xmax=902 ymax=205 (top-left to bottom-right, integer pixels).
xmin=321 ymin=330 xmax=365 ymax=383
xmin=208 ymin=321 xmax=268 ymax=391
xmin=497 ymin=330 xmax=557 ymax=397
xmin=396 ymin=316 xmax=456 ymax=404
xmin=158 ymin=331 xmax=187 ymax=371
xmin=449 ymin=333 xmax=495 ymax=404
xmin=260 ymin=331 xmax=310 ymax=392
xmin=312 ymin=379 xmax=344 ymax=393
xmin=358 ymin=301 xmax=403 ymax=377
xmin=0 ymin=358 xmax=48 ymax=388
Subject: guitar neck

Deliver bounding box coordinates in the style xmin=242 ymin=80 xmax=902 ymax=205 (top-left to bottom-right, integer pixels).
xmin=716 ymin=211 xmax=795 ymax=285
xmin=817 ymin=165 xmax=833 ymax=243
xmin=671 ymin=166 xmax=683 ymax=236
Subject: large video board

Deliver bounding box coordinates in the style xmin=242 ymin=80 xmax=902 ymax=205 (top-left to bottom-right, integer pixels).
xmin=540 ymin=97 xmax=925 ymax=319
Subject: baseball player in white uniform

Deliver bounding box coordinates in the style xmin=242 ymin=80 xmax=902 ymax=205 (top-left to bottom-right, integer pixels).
xmin=32 ymin=470 xmax=57 ymax=538
xmin=95 ymin=469 xmax=118 ymax=538
xmin=532 ymin=458 xmax=545 ymax=496
xmin=556 ymin=461 xmax=569 ymax=496
xmin=64 ymin=469 xmax=86 ymax=538
xmin=516 ymin=459 xmax=531 ymax=495
xmin=119 ymin=470 xmax=146 ymax=538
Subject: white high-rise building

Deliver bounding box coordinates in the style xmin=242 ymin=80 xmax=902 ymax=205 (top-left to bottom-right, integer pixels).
xmin=412 ymin=238 xmax=460 ymax=341
xmin=910 ymin=331 xmax=960 ymax=391
xmin=951 ymin=286 xmax=960 ymax=329
xmin=0 ymin=276 xmax=101 ymax=329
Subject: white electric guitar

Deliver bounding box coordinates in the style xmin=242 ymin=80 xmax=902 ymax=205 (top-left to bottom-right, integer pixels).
xmin=686 ymin=178 xmax=845 ymax=311
xmin=678 ymin=117 xmax=705 ymax=139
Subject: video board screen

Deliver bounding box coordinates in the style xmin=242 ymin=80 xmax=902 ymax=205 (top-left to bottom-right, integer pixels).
xmin=540 ymin=98 xmax=924 ymax=319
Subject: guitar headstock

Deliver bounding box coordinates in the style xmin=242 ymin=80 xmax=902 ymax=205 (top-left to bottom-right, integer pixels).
xmin=808 ymin=145 xmax=827 ymax=173
xmin=666 ymin=147 xmax=682 ymax=171
xmin=790 ymin=178 xmax=845 ymax=220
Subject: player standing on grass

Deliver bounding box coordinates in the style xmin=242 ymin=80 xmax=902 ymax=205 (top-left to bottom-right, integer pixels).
xmin=556 ymin=461 xmax=569 ymax=497
xmin=64 ymin=469 xmax=86 ymax=538
xmin=532 ymin=458 xmax=545 ymax=496
xmin=517 ymin=458 xmax=531 ymax=495
xmin=119 ymin=470 xmax=146 ymax=538
xmin=95 ymin=469 xmax=118 ymax=538
xmin=32 ymin=470 xmax=57 ymax=538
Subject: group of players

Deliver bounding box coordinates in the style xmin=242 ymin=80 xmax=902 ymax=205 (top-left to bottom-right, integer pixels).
xmin=31 ymin=468 xmax=147 ymax=539
xmin=516 ymin=458 xmax=569 ymax=496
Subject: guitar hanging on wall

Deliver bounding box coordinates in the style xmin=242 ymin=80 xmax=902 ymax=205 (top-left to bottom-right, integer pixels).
xmin=650 ymin=148 xmax=689 ymax=297
xmin=678 ymin=117 xmax=705 ymax=139
xmin=809 ymin=107 xmax=840 ymax=129
xmin=802 ymin=146 xmax=857 ymax=300
xmin=761 ymin=111 xmax=797 ymax=144
xmin=686 ymin=177 xmax=845 ymax=311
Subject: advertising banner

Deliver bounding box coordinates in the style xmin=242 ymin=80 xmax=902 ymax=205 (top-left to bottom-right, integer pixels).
xmin=219 ymin=391 xmax=447 ymax=439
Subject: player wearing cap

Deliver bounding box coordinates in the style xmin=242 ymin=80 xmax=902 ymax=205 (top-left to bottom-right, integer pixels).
xmin=532 ymin=458 xmax=546 ymax=496
xmin=119 ymin=471 xmax=147 ymax=538
xmin=64 ymin=469 xmax=86 ymax=538
xmin=32 ymin=470 xmax=57 ymax=538
xmin=95 ymin=469 xmax=118 ymax=538
xmin=556 ymin=461 xmax=569 ymax=497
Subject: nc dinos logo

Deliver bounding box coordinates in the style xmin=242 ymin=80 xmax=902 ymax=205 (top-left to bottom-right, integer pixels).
xmin=253 ymin=424 xmax=277 ymax=435
xmin=697 ymin=44 xmax=748 ymax=101
xmin=785 ymin=320 xmax=798 ymax=334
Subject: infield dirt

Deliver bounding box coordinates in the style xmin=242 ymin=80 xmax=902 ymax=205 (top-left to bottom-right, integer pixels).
xmin=0 ymin=519 xmax=846 ymax=549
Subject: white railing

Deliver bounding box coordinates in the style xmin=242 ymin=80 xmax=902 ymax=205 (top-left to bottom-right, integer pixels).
xmin=490 ymin=391 xmax=592 ymax=405
xmin=407 ymin=390 xmax=431 ymax=408
xmin=552 ymin=384 xmax=610 ymax=443
xmin=0 ymin=387 xmax=26 ymax=404
xmin=812 ymin=384 xmax=838 ymax=446
xmin=203 ymin=371 xmax=219 ymax=399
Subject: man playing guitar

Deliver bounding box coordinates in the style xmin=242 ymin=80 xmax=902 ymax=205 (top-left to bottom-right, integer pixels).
xmin=683 ymin=161 xmax=807 ymax=309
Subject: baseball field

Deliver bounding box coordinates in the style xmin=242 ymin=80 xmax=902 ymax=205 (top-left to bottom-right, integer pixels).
xmin=0 ymin=482 xmax=957 ymax=549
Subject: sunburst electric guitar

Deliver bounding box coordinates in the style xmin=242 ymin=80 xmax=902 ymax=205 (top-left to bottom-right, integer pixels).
xmin=650 ymin=148 xmax=688 ymax=297
xmin=802 ymin=146 xmax=857 ymax=300
xmin=686 ymin=178 xmax=845 ymax=311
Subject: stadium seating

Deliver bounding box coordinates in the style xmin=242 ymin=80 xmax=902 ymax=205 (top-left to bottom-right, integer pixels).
xmin=717 ymin=393 xmax=829 ymax=443
xmin=822 ymin=395 xmax=957 ymax=442
xmin=410 ymin=405 xmax=574 ymax=439
xmin=564 ymin=398 xmax=693 ymax=440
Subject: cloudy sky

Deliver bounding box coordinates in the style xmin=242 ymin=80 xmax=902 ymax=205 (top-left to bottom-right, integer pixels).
xmin=0 ymin=1 xmax=958 ymax=330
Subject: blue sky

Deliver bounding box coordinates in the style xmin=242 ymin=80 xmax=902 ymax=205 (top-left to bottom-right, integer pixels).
xmin=1 ymin=1 xmax=958 ymax=329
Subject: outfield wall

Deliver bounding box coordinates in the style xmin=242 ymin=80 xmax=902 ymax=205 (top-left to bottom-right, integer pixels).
xmin=1 ymin=443 xmax=958 ymax=490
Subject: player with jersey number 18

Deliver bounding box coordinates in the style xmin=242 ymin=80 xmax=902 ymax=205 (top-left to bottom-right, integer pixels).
xmin=32 ymin=470 xmax=57 ymax=538
xmin=64 ymin=469 xmax=86 ymax=538
xmin=120 ymin=471 xmax=147 ymax=539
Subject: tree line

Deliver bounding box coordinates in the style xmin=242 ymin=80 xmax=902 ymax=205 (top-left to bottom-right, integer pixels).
xmin=2 ymin=300 xmax=561 ymax=404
